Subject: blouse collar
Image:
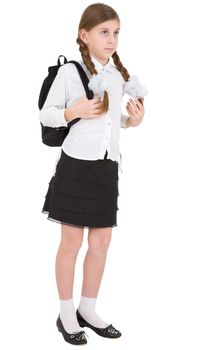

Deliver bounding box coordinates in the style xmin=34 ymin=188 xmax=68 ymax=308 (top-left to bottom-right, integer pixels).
xmin=90 ymin=55 xmax=113 ymax=73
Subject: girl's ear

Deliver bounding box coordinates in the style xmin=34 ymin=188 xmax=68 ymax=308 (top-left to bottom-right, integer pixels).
xmin=79 ymin=29 xmax=88 ymax=44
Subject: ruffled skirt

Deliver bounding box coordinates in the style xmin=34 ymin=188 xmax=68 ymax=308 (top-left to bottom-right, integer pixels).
xmin=41 ymin=149 xmax=119 ymax=228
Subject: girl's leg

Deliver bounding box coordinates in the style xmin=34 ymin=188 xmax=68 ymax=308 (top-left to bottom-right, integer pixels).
xmin=78 ymin=226 xmax=112 ymax=327
xmin=55 ymin=223 xmax=84 ymax=333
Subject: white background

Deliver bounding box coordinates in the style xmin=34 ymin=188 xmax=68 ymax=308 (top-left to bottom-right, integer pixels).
xmin=0 ymin=0 xmax=211 ymax=349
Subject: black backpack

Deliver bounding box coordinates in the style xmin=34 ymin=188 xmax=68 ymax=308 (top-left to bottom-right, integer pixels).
xmin=38 ymin=55 xmax=93 ymax=147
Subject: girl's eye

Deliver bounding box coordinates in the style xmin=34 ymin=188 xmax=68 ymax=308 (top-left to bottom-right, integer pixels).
xmin=101 ymin=30 xmax=120 ymax=36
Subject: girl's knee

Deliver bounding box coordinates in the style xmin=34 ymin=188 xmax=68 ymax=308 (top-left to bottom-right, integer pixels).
xmin=60 ymin=224 xmax=84 ymax=251
xmin=88 ymin=227 xmax=112 ymax=252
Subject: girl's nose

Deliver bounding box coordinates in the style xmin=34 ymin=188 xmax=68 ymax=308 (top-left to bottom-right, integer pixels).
xmin=108 ymin=34 xmax=116 ymax=43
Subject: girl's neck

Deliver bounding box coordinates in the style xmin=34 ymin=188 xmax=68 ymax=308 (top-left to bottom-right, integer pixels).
xmin=90 ymin=54 xmax=109 ymax=66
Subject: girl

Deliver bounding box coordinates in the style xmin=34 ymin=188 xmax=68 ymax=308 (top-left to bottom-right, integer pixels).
xmin=39 ymin=2 xmax=147 ymax=346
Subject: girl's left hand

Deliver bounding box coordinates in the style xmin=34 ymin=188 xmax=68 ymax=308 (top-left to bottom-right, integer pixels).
xmin=126 ymin=98 xmax=145 ymax=127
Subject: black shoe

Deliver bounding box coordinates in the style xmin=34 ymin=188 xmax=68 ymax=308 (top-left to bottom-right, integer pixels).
xmin=76 ymin=310 xmax=121 ymax=338
xmin=56 ymin=315 xmax=88 ymax=345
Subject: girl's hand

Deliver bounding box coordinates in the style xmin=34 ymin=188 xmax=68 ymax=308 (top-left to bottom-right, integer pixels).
xmin=64 ymin=96 xmax=103 ymax=122
xmin=126 ymin=98 xmax=145 ymax=127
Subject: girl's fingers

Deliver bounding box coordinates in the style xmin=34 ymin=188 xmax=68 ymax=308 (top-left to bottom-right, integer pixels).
xmin=128 ymin=99 xmax=143 ymax=111
xmin=127 ymin=101 xmax=138 ymax=112
xmin=92 ymin=109 xmax=102 ymax=114
xmin=127 ymin=102 xmax=138 ymax=114
xmin=93 ymin=103 xmax=102 ymax=108
xmin=127 ymin=100 xmax=144 ymax=118
xmin=135 ymin=99 xmax=144 ymax=110
xmin=126 ymin=105 xmax=136 ymax=118
xmin=92 ymin=97 xmax=102 ymax=104
xmin=92 ymin=102 xmax=103 ymax=110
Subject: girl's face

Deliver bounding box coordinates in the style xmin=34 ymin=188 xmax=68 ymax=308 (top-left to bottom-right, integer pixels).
xmin=80 ymin=19 xmax=120 ymax=65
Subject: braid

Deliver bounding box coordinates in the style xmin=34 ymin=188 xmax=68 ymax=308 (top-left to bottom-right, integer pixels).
xmin=76 ymin=38 xmax=97 ymax=75
xmin=112 ymin=51 xmax=143 ymax=105
xmin=112 ymin=51 xmax=130 ymax=81
xmin=76 ymin=38 xmax=109 ymax=113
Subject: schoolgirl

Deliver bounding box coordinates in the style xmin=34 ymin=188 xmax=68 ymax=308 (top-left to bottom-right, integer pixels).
xmin=39 ymin=2 xmax=147 ymax=345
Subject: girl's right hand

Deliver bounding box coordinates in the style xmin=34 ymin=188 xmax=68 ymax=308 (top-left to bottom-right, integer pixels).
xmin=64 ymin=96 xmax=103 ymax=122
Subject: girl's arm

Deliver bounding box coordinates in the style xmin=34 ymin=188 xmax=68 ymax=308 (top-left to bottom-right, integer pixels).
xmin=39 ymin=64 xmax=70 ymax=128
xmin=39 ymin=64 xmax=103 ymax=126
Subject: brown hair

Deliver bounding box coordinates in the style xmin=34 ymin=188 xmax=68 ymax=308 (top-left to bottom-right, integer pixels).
xmin=76 ymin=3 xmax=142 ymax=113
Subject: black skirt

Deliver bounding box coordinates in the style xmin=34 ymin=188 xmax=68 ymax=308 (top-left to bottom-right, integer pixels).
xmin=41 ymin=149 xmax=119 ymax=228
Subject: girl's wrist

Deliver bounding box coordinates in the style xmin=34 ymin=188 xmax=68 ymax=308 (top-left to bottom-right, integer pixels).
xmin=64 ymin=106 xmax=76 ymax=122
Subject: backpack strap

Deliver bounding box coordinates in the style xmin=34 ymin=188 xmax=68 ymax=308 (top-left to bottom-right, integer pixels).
xmin=68 ymin=60 xmax=94 ymax=100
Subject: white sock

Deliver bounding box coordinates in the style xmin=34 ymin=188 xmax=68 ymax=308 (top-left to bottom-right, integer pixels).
xmin=60 ymin=298 xmax=82 ymax=333
xmin=78 ymin=296 xmax=108 ymax=328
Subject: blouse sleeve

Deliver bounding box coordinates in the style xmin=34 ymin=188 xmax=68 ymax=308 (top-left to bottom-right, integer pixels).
xmin=120 ymin=113 xmax=129 ymax=128
xmin=39 ymin=64 xmax=69 ymax=127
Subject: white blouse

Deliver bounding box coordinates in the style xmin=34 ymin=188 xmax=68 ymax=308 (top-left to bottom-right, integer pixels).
xmin=39 ymin=56 xmax=129 ymax=173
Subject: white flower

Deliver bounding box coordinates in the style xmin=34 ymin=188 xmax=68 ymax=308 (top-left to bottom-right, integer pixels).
xmin=88 ymin=71 xmax=113 ymax=98
xmin=123 ymin=75 xmax=148 ymax=98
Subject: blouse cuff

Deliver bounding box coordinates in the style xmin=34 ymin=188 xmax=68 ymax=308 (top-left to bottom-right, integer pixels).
xmin=60 ymin=108 xmax=68 ymax=127
xmin=39 ymin=107 xmax=68 ymax=128
xmin=121 ymin=114 xmax=129 ymax=128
